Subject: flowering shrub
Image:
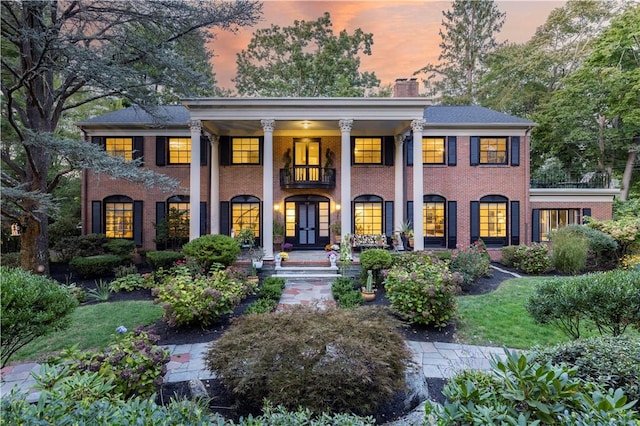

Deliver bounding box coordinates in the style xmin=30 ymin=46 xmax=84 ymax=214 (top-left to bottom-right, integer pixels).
xmin=501 ymin=244 xmax=551 ymax=274
xmin=385 ymin=253 xmax=461 ymax=328
xmin=283 ymin=243 xmax=293 ymax=250
xmin=621 ymin=253 xmax=640 ymax=270
xmin=59 ymin=327 xmax=169 ymax=399
xmin=587 ymin=216 xmax=640 ymax=258
xmin=152 ymin=265 xmax=257 ymax=327
xmin=449 ymin=240 xmax=491 ymax=289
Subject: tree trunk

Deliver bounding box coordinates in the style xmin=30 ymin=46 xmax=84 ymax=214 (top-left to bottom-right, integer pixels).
xmin=20 ymin=210 xmax=49 ymax=275
xmin=620 ymin=148 xmax=638 ymax=201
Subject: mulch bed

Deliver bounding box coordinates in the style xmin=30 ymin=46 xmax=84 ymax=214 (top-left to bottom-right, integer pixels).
xmin=50 ymin=263 xmax=515 ymax=424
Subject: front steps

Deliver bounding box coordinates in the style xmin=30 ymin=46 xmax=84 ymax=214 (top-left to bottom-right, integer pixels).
xmin=273 ymin=265 xmax=340 ymax=279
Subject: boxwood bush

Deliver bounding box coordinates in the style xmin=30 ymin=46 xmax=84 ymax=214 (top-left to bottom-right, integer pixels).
xmin=146 ymin=250 xmax=184 ymax=270
xmin=69 ymin=254 xmax=124 ymax=278
xmin=1 ymin=267 xmax=78 ymax=368
xmin=182 ymin=234 xmax=240 ymax=269
xmin=529 ymin=335 xmax=640 ymax=402
xmin=206 ymin=306 xmax=411 ymax=417
xmin=331 ymin=276 xmax=363 ymax=308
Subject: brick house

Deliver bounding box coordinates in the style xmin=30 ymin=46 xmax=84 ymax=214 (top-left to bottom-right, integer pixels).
xmin=77 ymin=82 xmax=618 ymax=260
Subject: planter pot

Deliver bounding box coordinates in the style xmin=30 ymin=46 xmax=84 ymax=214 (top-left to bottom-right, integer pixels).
xmin=361 ymin=288 xmax=376 ymax=302
xmin=248 ymin=276 xmax=259 ymax=285
xmin=252 ymin=260 xmax=263 ymax=270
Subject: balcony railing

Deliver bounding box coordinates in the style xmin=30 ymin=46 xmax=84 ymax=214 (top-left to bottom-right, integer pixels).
xmin=280 ymin=166 xmax=336 ymax=189
xmin=530 ymin=171 xmax=611 ymax=189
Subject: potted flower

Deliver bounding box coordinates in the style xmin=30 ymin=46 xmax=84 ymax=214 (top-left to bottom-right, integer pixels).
xmin=361 ymin=269 xmax=376 ymax=302
xmin=326 ymin=250 xmax=338 ymax=267
xmin=283 ymin=242 xmax=293 ymax=252
xmin=278 ymin=251 xmax=289 ymax=261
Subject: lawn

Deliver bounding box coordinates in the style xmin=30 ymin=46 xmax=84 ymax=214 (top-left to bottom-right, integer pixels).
xmin=11 ymin=300 xmax=162 ymax=363
xmin=455 ymin=276 xmax=636 ymax=349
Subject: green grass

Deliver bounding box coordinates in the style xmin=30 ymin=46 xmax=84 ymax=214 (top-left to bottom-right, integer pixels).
xmin=455 ymin=277 xmax=639 ymax=349
xmin=11 ymin=300 xmax=162 ymax=364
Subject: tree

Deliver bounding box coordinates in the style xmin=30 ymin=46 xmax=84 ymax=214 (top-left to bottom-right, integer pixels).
xmin=414 ymin=0 xmax=505 ymax=104
xmin=234 ymin=12 xmax=379 ymax=96
xmin=533 ymin=5 xmax=640 ymax=200
xmin=478 ymin=0 xmax=616 ymax=118
xmin=1 ymin=0 xmax=261 ymax=273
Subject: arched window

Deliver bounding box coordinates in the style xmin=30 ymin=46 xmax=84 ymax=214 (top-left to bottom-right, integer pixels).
xmin=353 ymin=195 xmax=383 ymax=235
xmin=231 ymin=195 xmax=261 ymax=241
xmin=104 ymin=195 xmax=133 ymax=239
xmin=472 ymin=195 xmax=508 ymax=246
xmin=423 ymin=195 xmax=446 ymax=247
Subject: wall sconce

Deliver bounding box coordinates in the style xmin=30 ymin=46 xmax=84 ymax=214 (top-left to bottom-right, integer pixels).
xmin=274 ymin=204 xmax=280 ymax=211
xmin=302 ymin=121 xmax=310 ymax=129
xmin=335 ymin=203 xmax=341 ymax=211
xmin=11 ymin=223 xmax=21 ymax=237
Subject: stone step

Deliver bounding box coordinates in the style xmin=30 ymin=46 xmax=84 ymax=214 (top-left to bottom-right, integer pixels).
xmin=275 ymin=266 xmax=338 ymax=273
xmin=275 ymin=274 xmax=342 ymax=279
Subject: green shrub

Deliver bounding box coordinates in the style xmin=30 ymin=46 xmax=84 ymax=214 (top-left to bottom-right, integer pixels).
xmin=244 ymin=298 xmax=278 ymax=314
xmin=182 ymin=234 xmax=240 ymax=269
xmin=103 ymin=238 xmax=136 ymax=257
xmin=257 ymin=277 xmax=286 ymax=301
xmin=384 ymin=254 xmax=460 ymax=328
xmin=503 ymin=243 xmax=551 ymax=274
xmin=52 ymin=234 xmax=108 ymax=263
xmin=0 ymin=267 xmax=78 ymax=368
xmin=448 ymin=240 xmax=491 ymax=288
xmin=359 ymin=248 xmax=393 ymax=286
xmin=530 ymin=335 xmax=640 ymax=402
xmin=69 ymin=254 xmax=124 ymax=278
xmin=0 ymin=367 xmax=211 ymax=425
xmin=206 ymin=306 xmax=411 ymax=417
xmin=526 ymin=270 xmax=640 ymax=339
xmin=146 ymin=250 xmax=184 ymax=270
xmin=59 ymin=327 xmax=169 ymax=399
xmin=0 ymin=252 xmax=20 ymax=268
xmin=109 ymin=273 xmax=152 ymax=292
xmin=426 ymin=349 xmax=639 ymax=424
xmin=331 ymin=276 xmax=363 ymax=308
xmin=220 ymin=401 xmax=375 ymax=425
xmin=550 ymin=226 xmax=589 ymax=274
xmin=152 ymin=265 xmax=256 ymax=327
xmin=566 ymin=224 xmax=618 ymax=270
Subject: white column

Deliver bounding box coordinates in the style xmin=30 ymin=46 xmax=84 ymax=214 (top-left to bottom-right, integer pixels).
xmin=394 ymin=134 xmax=404 ymax=234
xmin=339 ymin=119 xmax=353 ymax=240
xmin=189 ymin=120 xmax=202 ymax=240
xmin=261 ymin=119 xmax=275 ymax=261
xmin=209 ymin=134 xmax=220 ymax=234
xmin=412 ymin=119 xmax=425 ymax=251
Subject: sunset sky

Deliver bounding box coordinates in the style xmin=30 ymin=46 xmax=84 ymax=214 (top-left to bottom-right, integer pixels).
xmin=209 ymin=0 xmax=567 ymax=92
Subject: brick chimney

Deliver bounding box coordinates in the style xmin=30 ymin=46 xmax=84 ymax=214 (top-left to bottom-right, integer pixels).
xmin=393 ymin=78 xmax=419 ymax=97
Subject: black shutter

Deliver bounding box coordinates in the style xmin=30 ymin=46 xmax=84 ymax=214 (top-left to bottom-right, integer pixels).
xmin=219 ymin=136 xmax=230 ymax=165
xmin=133 ymin=201 xmax=143 ymax=245
xmin=350 ymin=137 xmax=356 ymax=165
xmin=470 ymin=201 xmax=480 ymax=243
xmin=510 ymin=201 xmax=520 ymax=246
xmin=384 ymin=136 xmax=395 ymax=166
xmin=406 ymin=137 xmax=414 ymax=166
xmin=532 ymin=209 xmax=540 ymax=243
xmin=155 ymin=202 xmax=166 ymax=250
xmin=220 ymin=201 xmax=230 ymax=235
xmin=200 ymin=136 xmax=208 ymax=166
xmin=133 ymin=136 xmax=144 ymax=165
xmin=407 ymin=201 xmax=414 ymax=230
xmin=385 ymin=201 xmax=393 ymax=236
xmin=200 ymin=202 xmax=207 ymax=236
xmin=156 ymin=136 xmax=166 ymax=166
xmin=470 ymin=136 xmax=480 ymax=166
xmin=447 ymin=201 xmax=457 ymax=249
xmin=259 ymin=137 xmax=264 ymax=165
xmin=511 ymin=136 xmax=520 ymax=166
xmin=582 ymin=208 xmax=591 ymax=223
xmin=91 ymin=201 xmax=102 ymax=234
xmin=447 ymin=136 xmax=457 ymax=166
xmin=91 ymin=136 xmax=105 ymax=148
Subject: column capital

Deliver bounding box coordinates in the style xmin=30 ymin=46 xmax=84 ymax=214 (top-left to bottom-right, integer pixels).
xmin=189 ymin=120 xmax=202 ymax=132
xmin=395 ymin=134 xmax=405 ymax=147
xmin=208 ymin=134 xmax=219 ymax=145
xmin=411 ymin=119 xmax=425 ymax=132
xmin=339 ymin=119 xmax=353 ymax=132
xmin=261 ymin=119 xmax=275 ymax=132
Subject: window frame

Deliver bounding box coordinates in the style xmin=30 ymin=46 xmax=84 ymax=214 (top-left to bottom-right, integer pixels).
xmin=167 ymin=137 xmax=191 ymax=165
xmin=537 ymin=209 xmax=581 ymax=242
xmin=353 ymin=137 xmax=383 ymax=165
xmin=479 ymin=137 xmax=508 ymax=165
xmin=231 ymin=137 xmax=261 ymax=165
xmin=423 ymin=195 xmax=446 ymax=247
xmin=422 ymin=137 xmax=446 ymax=165
xmin=104 ymin=195 xmax=134 ymax=239
xmin=105 ymin=137 xmax=133 ymax=162
xmin=230 ymin=195 xmax=261 ymax=243
xmin=353 ymin=195 xmax=383 ymax=235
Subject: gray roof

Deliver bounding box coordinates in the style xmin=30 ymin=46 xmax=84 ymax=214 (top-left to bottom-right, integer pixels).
xmin=77 ymin=105 xmax=189 ymax=126
xmin=424 ymin=105 xmax=534 ymax=126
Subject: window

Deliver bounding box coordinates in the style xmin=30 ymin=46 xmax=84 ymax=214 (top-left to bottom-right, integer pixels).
xmin=538 ymin=209 xmax=580 ymax=241
xmin=168 ymin=137 xmax=191 ymax=164
xmin=166 ymin=201 xmax=190 ymax=239
xmin=231 ymin=196 xmax=260 ymax=239
xmin=480 ymin=202 xmax=507 ymax=238
xmin=232 ymin=138 xmax=260 ymax=164
xmin=480 ymin=137 xmax=507 ymax=164
xmin=423 ymin=137 xmax=445 ymax=164
xmin=105 ymin=200 xmax=133 ymax=238
xmin=423 ymin=200 xmax=445 ymax=237
xmin=354 ymin=196 xmax=383 ymax=234
xmin=354 ymin=138 xmax=382 ymax=164
xmin=106 ymin=137 xmax=133 ymax=161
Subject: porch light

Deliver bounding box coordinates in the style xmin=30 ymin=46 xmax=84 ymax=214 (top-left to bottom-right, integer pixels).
xmin=274 ymin=204 xmax=280 ymax=211
xmin=335 ymin=204 xmax=341 ymax=211
xmin=302 ymin=121 xmax=310 ymax=129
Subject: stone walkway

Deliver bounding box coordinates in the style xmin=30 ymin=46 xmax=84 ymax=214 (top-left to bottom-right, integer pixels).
xmin=0 ymin=264 xmax=519 ymax=403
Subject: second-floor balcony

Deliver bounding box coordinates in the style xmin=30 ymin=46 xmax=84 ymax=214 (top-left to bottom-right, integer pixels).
xmin=530 ymin=171 xmax=611 ymax=189
xmin=280 ymin=166 xmax=336 ymax=189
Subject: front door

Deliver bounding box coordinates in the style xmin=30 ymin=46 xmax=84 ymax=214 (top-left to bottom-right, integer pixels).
xmin=285 ymin=196 xmax=330 ymax=249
